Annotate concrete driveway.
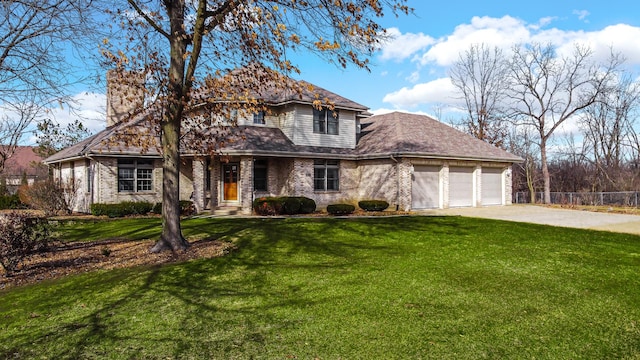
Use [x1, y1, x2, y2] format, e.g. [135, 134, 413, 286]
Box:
[423, 205, 640, 236]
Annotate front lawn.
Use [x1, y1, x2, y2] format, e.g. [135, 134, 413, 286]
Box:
[1, 216, 639, 359]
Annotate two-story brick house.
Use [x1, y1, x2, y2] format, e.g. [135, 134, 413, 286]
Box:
[44, 71, 521, 214]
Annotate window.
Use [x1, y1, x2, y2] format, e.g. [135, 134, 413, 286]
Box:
[253, 159, 268, 191]
[253, 111, 265, 125]
[313, 108, 339, 135]
[314, 160, 339, 191]
[118, 159, 154, 192]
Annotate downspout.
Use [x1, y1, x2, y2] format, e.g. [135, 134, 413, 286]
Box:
[390, 154, 400, 211]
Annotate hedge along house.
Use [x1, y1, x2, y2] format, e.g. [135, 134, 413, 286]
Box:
[44, 71, 522, 214]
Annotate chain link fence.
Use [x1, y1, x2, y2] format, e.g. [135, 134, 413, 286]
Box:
[513, 191, 640, 207]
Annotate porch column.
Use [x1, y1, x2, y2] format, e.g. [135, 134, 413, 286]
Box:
[397, 158, 412, 211]
[442, 163, 450, 208]
[504, 166, 513, 205]
[240, 156, 254, 214]
[192, 158, 205, 213]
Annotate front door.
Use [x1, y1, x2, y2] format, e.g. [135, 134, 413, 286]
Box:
[222, 163, 239, 201]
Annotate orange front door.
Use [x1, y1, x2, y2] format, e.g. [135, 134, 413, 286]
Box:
[223, 164, 238, 201]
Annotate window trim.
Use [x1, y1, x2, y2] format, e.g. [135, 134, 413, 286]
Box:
[118, 159, 154, 193]
[314, 159, 340, 191]
[253, 111, 266, 125]
[313, 108, 339, 135]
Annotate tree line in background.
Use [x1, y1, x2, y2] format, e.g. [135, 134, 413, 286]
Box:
[449, 43, 640, 203]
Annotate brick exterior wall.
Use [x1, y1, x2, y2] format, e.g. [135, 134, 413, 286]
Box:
[354, 159, 397, 207]
[192, 159, 205, 212]
[55, 154, 515, 214]
[179, 158, 194, 201]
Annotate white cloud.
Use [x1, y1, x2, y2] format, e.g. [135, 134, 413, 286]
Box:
[23, 92, 106, 145]
[405, 71, 420, 83]
[369, 107, 432, 116]
[378, 27, 435, 62]
[49, 92, 106, 134]
[573, 9, 590, 21]
[417, 16, 531, 67]
[382, 77, 459, 109]
[531, 16, 557, 30]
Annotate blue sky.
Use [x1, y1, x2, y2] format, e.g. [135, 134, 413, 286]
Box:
[294, 0, 640, 118]
[42, 0, 640, 141]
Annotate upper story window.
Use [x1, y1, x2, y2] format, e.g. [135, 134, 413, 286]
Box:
[253, 111, 265, 125]
[314, 160, 339, 191]
[313, 108, 339, 135]
[118, 159, 154, 192]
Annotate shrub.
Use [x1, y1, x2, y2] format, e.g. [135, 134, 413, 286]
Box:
[90, 201, 154, 218]
[18, 179, 76, 216]
[358, 200, 390, 212]
[253, 197, 284, 216]
[152, 201, 196, 216]
[326, 203, 356, 215]
[253, 197, 316, 216]
[0, 212, 50, 274]
[282, 197, 302, 215]
[295, 197, 317, 214]
[0, 194, 23, 210]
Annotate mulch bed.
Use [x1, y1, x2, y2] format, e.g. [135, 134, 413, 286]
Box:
[0, 238, 236, 290]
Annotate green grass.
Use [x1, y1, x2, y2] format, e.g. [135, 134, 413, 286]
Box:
[2, 216, 640, 359]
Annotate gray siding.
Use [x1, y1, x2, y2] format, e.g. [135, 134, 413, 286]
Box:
[288, 105, 357, 149]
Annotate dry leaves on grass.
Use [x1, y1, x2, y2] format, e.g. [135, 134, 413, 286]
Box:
[0, 238, 236, 290]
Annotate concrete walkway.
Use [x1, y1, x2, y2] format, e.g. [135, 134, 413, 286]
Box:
[422, 205, 640, 236]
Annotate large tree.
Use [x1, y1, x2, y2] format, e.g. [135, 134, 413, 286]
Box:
[101, 0, 410, 252]
[580, 73, 640, 191]
[506, 43, 621, 204]
[0, 0, 92, 173]
[449, 43, 509, 148]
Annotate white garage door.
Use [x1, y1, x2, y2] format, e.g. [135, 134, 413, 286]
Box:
[482, 168, 503, 205]
[412, 165, 440, 209]
[449, 167, 474, 207]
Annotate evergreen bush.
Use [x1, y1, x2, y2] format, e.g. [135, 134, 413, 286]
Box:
[253, 197, 316, 215]
[358, 200, 390, 212]
[0, 194, 23, 209]
[90, 201, 154, 218]
[326, 203, 356, 215]
[152, 201, 196, 216]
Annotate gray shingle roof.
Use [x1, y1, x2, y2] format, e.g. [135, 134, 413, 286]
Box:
[44, 112, 162, 163]
[357, 112, 522, 162]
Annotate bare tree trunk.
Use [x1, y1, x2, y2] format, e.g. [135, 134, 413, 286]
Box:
[151, 111, 189, 252]
[540, 138, 551, 204]
[150, 0, 189, 253]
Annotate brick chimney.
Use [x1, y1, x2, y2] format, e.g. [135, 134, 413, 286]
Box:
[106, 69, 145, 127]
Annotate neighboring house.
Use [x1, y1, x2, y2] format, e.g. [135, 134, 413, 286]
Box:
[44, 72, 522, 214]
[1, 146, 48, 194]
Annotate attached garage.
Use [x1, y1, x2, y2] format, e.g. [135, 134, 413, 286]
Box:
[411, 165, 440, 209]
[449, 167, 474, 207]
[481, 168, 504, 205]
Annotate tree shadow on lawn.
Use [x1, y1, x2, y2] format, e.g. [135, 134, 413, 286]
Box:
[1, 215, 483, 358]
